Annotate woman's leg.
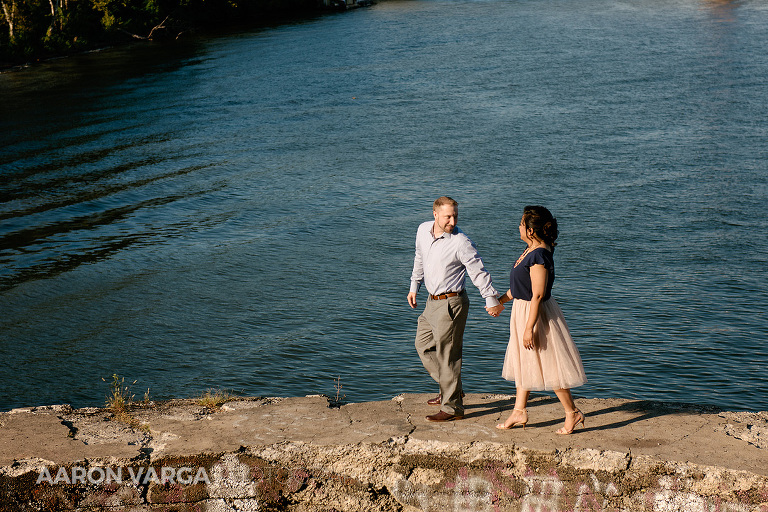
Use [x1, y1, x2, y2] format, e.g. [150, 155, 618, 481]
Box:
[554, 388, 584, 434]
[497, 390, 530, 429]
[554, 388, 575, 411]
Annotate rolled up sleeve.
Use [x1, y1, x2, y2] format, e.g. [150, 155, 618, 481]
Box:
[459, 240, 500, 307]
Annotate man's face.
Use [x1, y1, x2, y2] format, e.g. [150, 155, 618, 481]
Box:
[433, 204, 458, 234]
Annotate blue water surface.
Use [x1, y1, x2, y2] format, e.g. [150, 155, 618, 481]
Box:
[1, 0, 767, 412]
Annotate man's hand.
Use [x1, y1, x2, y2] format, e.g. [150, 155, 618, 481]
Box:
[407, 292, 418, 309]
[485, 304, 504, 317]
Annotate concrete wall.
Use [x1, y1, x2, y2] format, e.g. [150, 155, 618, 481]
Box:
[3, 440, 768, 511]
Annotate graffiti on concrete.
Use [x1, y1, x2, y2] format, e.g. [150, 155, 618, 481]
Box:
[641, 476, 757, 512]
[10, 454, 768, 511]
[393, 466, 767, 512]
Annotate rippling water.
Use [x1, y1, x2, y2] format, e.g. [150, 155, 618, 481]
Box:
[1, 0, 767, 412]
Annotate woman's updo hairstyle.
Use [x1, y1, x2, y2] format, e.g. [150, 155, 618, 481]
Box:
[522, 205, 558, 247]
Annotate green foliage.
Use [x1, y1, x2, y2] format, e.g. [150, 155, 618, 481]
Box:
[1, 0, 109, 62]
[0, 0, 325, 65]
[91, 0, 158, 32]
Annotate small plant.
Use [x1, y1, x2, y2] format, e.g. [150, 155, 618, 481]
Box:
[333, 376, 346, 404]
[103, 374, 136, 413]
[102, 374, 150, 431]
[196, 388, 235, 409]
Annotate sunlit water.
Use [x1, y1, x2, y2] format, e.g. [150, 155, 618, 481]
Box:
[1, 0, 767, 412]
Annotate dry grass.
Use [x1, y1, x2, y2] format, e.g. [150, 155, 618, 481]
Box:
[103, 374, 150, 432]
[333, 375, 346, 405]
[196, 388, 236, 409]
[103, 374, 135, 412]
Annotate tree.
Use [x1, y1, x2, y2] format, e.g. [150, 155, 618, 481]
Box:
[1, 0, 18, 43]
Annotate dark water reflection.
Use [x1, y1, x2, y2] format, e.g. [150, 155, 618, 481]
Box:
[1, 0, 767, 412]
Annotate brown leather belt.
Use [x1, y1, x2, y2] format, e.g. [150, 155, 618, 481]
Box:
[429, 291, 463, 300]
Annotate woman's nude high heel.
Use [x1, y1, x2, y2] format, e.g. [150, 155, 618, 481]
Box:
[556, 409, 585, 435]
[496, 408, 528, 430]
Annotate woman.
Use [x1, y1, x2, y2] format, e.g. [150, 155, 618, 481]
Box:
[489, 205, 587, 434]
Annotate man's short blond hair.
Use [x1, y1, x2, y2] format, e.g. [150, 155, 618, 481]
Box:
[433, 196, 458, 211]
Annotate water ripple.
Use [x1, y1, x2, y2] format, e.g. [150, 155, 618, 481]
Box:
[1, 0, 767, 412]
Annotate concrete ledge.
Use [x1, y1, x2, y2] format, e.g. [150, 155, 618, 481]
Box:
[1, 394, 767, 511]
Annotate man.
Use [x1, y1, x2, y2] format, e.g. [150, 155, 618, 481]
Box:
[408, 196, 503, 422]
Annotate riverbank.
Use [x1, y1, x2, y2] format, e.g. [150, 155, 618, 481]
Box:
[0, 0, 371, 70]
[2, 393, 767, 511]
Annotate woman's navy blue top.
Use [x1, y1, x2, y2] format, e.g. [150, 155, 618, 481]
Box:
[510, 247, 555, 301]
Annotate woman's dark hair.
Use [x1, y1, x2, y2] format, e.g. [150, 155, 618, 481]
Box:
[522, 205, 558, 247]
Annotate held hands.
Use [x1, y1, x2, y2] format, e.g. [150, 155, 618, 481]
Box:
[485, 304, 504, 317]
[410, 293, 507, 316]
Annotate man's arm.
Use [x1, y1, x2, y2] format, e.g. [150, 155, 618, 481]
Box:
[408, 230, 424, 309]
[459, 238, 500, 308]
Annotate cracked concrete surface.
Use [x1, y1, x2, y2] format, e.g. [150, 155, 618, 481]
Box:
[1, 394, 767, 511]
[2, 393, 766, 473]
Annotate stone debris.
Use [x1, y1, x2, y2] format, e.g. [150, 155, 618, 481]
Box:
[720, 411, 768, 449]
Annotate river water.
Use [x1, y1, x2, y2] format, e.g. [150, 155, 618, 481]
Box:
[1, 0, 767, 413]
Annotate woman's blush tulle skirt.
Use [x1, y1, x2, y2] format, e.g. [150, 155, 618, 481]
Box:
[501, 298, 587, 391]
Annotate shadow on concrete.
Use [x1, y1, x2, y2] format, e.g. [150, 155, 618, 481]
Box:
[572, 400, 722, 433]
[463, 397, 719, 433]
[463, 395, 559, 419]
[528, 400, 719, 432]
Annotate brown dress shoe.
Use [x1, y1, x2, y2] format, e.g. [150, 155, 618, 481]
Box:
[427, 392, 465, 406]
[426, 411, 464, 422]
[427, 394, 442, 405]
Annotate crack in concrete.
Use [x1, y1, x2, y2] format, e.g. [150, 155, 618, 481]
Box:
[340, 407, 354, 426]
[135, 430, 154, 462]
[405, 413, 415, 437]
[59, 417, 78, 439]
[394, 398, 417, 438]
[675, 416, 710, 444]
